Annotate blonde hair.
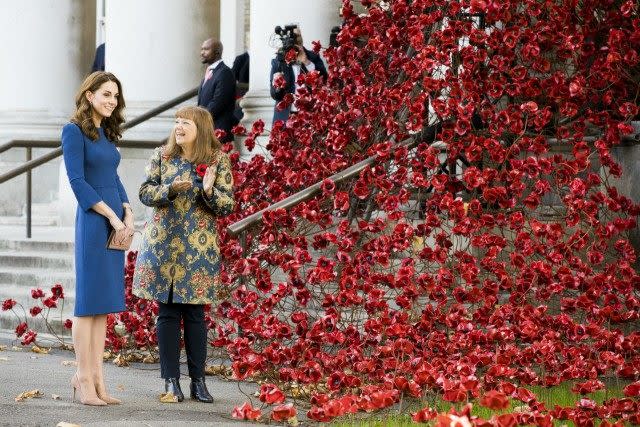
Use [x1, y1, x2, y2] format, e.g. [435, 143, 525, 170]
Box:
[70, 72, 125, 142]
[163, 106, 221, 164]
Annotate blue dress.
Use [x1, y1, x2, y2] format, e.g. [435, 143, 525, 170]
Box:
[61, 123, 129, 316]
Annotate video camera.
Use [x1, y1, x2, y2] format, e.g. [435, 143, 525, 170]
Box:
[274, 24, 299, 55]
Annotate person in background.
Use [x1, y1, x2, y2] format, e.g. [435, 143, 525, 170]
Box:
[61, 71, 133, 406]
[91, 43, 105, 72]
[270, 26, 328, 123]
[132, 106, 235, 403]
[232, 51, 249, 94]
[231, 51, 249, 122]
[197, 39, 237, 143]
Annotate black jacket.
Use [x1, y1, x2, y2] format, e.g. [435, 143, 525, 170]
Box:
[269, 48, 327, 122]
[197, 61, 237, 141]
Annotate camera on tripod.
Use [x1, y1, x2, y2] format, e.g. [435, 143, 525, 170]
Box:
[274, 24, 299, 56]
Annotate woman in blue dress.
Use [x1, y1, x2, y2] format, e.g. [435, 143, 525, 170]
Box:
[61, 71, 134, 406]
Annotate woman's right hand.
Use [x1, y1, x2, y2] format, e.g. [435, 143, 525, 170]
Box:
[170, 178, 193, 194]
[109, 217, 133, 242]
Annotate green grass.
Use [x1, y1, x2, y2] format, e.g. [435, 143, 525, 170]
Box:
[330, 381, 627, 426]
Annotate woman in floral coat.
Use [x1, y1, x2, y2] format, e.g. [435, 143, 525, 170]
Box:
[132, 106, 234, 403]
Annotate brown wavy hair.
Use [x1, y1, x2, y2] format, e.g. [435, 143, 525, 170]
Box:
[163, 106, 221, 164]
[70, 71, 125, 142]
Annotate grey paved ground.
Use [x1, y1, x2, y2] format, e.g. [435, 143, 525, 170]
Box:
[0, 335, 260, 427]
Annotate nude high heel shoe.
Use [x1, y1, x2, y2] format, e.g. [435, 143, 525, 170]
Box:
[96, 387, 122, 405]
[71, 374, 107, 406]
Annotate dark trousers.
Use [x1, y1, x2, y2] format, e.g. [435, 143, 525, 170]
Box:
[157, 287, 207, 379]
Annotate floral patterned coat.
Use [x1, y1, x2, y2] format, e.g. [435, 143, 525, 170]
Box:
[132, 147, 234, 305]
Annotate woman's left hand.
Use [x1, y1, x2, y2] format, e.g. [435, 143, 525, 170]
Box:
[202, 166, 217, 198]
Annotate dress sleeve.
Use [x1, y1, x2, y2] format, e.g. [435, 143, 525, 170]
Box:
[138, 147, 173, 207]
[61, 123, 102, 211]
[202, 153, 235, 216]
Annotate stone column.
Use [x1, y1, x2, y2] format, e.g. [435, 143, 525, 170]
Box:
[99, 0, 220, 222]
[220, 0, 246, 67]
[105, 0, 220, 140]
[238, 0, 342, 159]
[0, 0, 96, 138]
[0, 1, 95, 220]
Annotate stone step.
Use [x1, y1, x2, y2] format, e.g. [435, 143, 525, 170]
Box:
[0, 216, 60, 226]
[0, 283, 74, 334]
[0, 239, 74, 253]
[28, 202, 61, 217]
[0, 202, 62, 227]
[0, 267, 75, 290]
[0, 283, 75, 311]
[0, 251, 74, 269]
[0, 311, 72, 337]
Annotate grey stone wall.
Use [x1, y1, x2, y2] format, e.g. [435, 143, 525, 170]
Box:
[610, 141, 640, 262]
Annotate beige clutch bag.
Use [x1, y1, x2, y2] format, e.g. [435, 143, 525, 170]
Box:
[106, 229, 137, 251]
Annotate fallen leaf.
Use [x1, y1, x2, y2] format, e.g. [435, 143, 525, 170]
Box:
[159, 392, 179, 403]
[290, 386, 310, 399]
[56, 423, 81, 427]
[113, 354, 129, 367]
[15, 389, 44, 402]
[126, 353, 143, 363]
[103, 351, 112, 360]
[31, 345, 50, 354]
[117, 384, 125, 391]
[0, 345, 6, 351]
[0, 357, 9, 362]
[287, 416, 300, 426]
[52, 394, 60, 400]
[205, 364, 229, 375]
[61, 360, 77, 367]
[142, 354, 157, 364]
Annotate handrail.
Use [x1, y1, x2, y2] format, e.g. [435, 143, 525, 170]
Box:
[227, 136, 446, 237]
[0, 86, 198, 186]
[0, 86, 198, 238]
[122, 87, 198, 130]
[226, 130, 640, 237]
[0, 138, 161, 155]
[0, 140, 165, 184]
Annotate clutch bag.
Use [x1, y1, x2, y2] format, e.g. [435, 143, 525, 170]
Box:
[106, 228, 136, 251]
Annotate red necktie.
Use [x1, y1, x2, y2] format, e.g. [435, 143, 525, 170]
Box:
[204, 66, 213, 82]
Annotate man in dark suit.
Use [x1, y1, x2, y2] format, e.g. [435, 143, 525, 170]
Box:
[232, 51, 249, 94]
[231, 51, 249, 122]
[197, 39, 237, 143]
[91, 43, 105, 72]
[270, 27, 328, 123]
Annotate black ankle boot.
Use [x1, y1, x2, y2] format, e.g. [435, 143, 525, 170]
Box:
[164, 378, 184, 402]
[190, 377, 213, 403]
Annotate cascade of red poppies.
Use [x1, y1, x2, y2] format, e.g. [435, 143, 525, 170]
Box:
[6, 0, 638, 424]
[216, 0, 640, 423]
